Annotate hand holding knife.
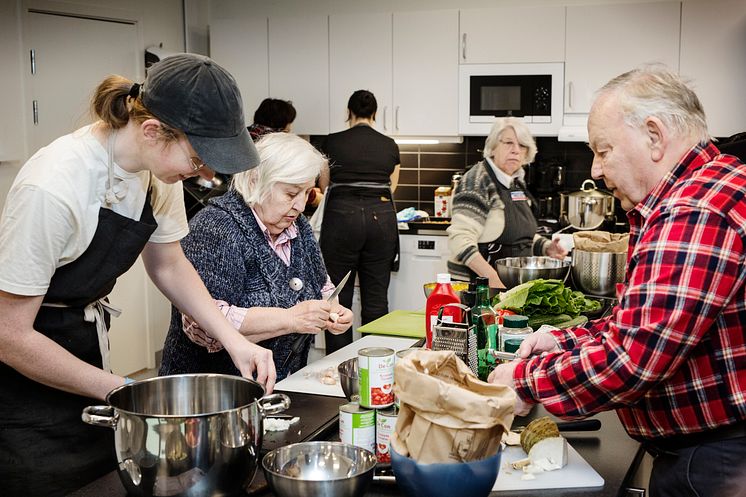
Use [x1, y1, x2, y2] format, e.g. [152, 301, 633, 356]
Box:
[281, 270, 352, 369]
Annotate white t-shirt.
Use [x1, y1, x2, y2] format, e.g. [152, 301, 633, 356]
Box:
[0, 125, 189, 296]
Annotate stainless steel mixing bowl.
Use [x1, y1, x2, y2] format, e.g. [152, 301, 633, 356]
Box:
[571, 249, 626, 297]
[495, 256, 571, 288]
[337, 357, 359, 401]
[262, 441, 377, 497]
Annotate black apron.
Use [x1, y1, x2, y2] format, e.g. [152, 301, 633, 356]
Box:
[0, 182, 157, 496]
[477, 162, 538, 267]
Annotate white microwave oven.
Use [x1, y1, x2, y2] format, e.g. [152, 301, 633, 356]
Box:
[459, 62, 564, 136]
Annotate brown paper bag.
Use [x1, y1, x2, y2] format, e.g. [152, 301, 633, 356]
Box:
[391, 349, 515, 464]
[573, 230, 629, 253]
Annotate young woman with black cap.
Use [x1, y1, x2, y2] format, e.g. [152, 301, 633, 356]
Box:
[0, 54, 275, 496]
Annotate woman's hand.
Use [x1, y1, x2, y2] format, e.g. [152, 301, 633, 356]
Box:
[288, 300, 331, 334]
[545, 238, 569, 260]
[223, 338, 276, 393]
[326, 305, 353, 335]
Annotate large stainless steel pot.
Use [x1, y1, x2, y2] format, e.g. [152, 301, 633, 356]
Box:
[83, 374, 290, 497]
[560, 179, 615, 230]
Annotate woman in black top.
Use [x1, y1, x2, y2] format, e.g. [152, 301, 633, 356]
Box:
[319, 90, 400, 353]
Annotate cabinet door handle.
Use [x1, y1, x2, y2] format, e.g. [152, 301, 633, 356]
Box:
[30, 49, 36, 75]
[383, 106, 388, 131]
[461, 33, 467, 60]
[568, 81, 574, 111]
[395, 106, 399, 132]
[32, 100, 39, 125]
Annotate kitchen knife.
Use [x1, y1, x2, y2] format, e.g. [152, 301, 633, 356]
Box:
[513, 419, 601, 433]
[281, 271, 352, 369]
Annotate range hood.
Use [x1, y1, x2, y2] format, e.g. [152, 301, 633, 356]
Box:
[558, 114, 589, 142]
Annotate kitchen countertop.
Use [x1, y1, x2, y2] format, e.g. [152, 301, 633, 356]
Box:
[68, 405, 641, 497]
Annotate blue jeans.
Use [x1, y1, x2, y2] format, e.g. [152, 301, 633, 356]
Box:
[649, 437, 746, 497]
[319, 193, 398, 354]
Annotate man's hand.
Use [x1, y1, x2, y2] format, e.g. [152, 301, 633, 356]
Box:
[515, 331, 562, 358]
[288, 300, 332, 334]
[488, 360, 533, 416]
[225, 340, 276, 393]
[326, 305, 353, 335]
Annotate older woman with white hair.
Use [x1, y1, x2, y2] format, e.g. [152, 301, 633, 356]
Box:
[447, 117, 567, 287]
[159, 132, 352, 380]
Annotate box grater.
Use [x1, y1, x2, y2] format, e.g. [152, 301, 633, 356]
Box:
[431, 304, 478, 376]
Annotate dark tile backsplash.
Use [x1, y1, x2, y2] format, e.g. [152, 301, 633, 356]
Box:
[311, 135, 599, 216]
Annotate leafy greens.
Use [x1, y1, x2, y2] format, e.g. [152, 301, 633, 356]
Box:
[492, 279, 602, 317]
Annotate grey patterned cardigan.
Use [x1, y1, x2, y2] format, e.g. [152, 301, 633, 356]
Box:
[159, 189, 327, 381]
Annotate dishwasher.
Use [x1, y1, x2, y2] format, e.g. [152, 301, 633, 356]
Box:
[388, 231, 450, 311]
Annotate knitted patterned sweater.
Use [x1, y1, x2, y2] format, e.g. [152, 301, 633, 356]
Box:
[447, 161, 548, 275]
[159, 190, 328, 381]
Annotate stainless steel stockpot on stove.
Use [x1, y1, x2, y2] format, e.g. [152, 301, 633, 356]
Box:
[560, 179, 616, 230]
[83, 374, 289, 497]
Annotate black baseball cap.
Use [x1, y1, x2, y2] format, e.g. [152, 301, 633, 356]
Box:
[142, 53, 259, 174]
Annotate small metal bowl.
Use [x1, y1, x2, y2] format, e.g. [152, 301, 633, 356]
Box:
[262, 441, 376, 497]
[423, 281, 469, 299]
[495, 256, 571, 289]
[337, 358, 359, 401]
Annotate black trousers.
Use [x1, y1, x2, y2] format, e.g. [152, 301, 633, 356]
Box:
[647, 436, 746, 497]
[319, 193, 398, 354]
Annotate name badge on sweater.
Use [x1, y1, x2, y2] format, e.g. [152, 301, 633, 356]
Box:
[511, 190, 528, 202]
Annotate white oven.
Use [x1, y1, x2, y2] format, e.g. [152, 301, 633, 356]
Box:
[459, 62, 564, 136]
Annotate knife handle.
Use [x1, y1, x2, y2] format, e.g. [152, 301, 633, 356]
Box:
[557, 419, 601, 432]
[282, 334, 313, 368]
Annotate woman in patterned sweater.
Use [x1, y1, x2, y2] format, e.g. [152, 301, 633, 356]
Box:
[447, 117, 567, 287]
[160, 133, 352, 380]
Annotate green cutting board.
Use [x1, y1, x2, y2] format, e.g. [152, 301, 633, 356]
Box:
[357, 310, 425, 338]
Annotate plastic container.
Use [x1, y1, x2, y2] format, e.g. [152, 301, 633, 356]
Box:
[500, 314, 532, 353]
[425, 273, 461, 349]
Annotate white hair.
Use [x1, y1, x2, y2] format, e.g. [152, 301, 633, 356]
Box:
[483, 116, 538, 164]
[231, 133, 327, 206]
[596, 65, 710, 144]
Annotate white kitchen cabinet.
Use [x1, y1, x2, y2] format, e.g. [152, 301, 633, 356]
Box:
[459, 6, 565, 64]
[269, 15, 329, 135]
[329, 10, 458, 137]
[392, 10, 459, 136]
[209, 17, 269, 126]
[0, 1, 26, 162]
[681, 0, 746, 137]
[565, 2, 681, 114]
[329, 13, 392, 134]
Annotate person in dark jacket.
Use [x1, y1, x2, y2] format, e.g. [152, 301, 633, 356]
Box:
[160, 132, 352, 381]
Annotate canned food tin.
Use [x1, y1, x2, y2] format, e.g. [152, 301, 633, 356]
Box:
[358, 347, 395, 409]
[376, 407, 398, 464]
[394, 348, 420, 408]
[339, 402, 375, 454]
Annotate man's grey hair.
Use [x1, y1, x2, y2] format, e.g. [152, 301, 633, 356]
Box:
[232, 132, 327, 206]
[597, 65, 710, 144]
[483, 116, 538, 165]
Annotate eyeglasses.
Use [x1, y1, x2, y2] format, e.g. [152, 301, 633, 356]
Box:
[499, 139, 529, 152]
[178, 141, 207, 173]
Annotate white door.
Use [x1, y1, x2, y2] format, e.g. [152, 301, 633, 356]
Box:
[329, 13, 393, 134]
[25, 10, 153, 376]
[393, 10, 459, 136]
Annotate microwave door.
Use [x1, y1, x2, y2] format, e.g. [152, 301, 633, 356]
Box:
[469, 75, 526, 121]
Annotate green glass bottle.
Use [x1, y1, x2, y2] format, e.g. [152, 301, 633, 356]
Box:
[473, 277, 498, 380]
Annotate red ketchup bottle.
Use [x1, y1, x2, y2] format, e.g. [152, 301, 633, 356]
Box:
[425, 273, 461, 349]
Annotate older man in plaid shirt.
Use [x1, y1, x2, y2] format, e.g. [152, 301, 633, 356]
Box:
[489, 66, 746, 497]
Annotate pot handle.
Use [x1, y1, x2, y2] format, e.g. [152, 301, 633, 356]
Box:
[81, 405, 118, 429]
[581, 179, 597, 192]
[258, 393, 291, 416]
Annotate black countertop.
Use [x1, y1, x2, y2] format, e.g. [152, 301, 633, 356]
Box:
[68, 402, 641, 497]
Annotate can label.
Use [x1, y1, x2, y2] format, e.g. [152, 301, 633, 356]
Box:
[339, 403, 375, 454]
[376, 407, 398, 464]
[358, 347, 395, 409]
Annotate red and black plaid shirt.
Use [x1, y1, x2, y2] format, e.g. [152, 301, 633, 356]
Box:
[514, 142, 746, 441]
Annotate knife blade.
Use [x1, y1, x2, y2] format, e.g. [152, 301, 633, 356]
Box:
[513, 419, 601, 433]
[281, 271, 352, 369]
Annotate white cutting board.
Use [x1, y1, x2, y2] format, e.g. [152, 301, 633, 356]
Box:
[275, 335, 419, 397]
[493, 443, 604, 491]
